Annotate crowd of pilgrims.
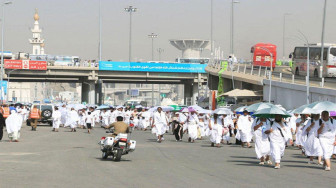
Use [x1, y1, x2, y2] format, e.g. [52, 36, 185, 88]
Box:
[2, 103, 336, 171]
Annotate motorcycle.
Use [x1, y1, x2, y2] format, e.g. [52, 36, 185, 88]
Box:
[99, 133, 136, 161]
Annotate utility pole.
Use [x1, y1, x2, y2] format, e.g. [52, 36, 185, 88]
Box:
[148, 33, 157, 61]
[157, 48, 164, 61]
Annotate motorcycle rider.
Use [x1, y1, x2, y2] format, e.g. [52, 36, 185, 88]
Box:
[105, 116, 129, 137]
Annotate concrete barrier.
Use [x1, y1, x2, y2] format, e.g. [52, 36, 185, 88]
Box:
[263, 79, 336, 110]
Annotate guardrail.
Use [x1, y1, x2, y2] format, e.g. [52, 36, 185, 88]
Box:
[208, 61, 327, 89]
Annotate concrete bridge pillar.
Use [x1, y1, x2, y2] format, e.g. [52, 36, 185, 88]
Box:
[81, 79, 103, 105]
[81, 81, 95, 104]
[184, 83, 198, 106]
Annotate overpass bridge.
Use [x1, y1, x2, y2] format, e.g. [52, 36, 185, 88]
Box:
[4, 61, 208, 105]
[206, 62, 336, 109]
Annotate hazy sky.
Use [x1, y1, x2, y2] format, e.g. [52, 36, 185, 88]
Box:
[4, 0, 336, 61]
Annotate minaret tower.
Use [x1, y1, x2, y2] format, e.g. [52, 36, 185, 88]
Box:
[29, 8, 45, 55]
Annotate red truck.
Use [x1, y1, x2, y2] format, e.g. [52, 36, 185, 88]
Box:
[251, 43, 277, 68]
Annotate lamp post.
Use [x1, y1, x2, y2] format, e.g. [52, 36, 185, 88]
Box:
[98, 0, 102, 61]
[259, 47, 273, 103]
[210, 0, 214, 56]
[157, 48, 164, 61]
[6, 69, 16, 103]
[230, 0, 240, 56]
[0, 1, 12, 104]
[124, 6, 137, 62]
[283, 13, 291, 59]
[148, 33, 157, 61]
[298, 31, 310, 104]
[320, 0, 327, 78]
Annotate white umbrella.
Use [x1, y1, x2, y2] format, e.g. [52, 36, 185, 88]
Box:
[246, 102, 275, 113]
[149, 106, 174, 113]
[198, 109, 212, 114]
[235, 106, 247, 112]
[148, 107, 156, 113]
[292, 103, 312, 114]
[213, 108, 232, 115]
[74, 104, 86, 110]
[189, 105, 204, 112]
[307, 101, 336, 113]
[301, 107, 320, 115]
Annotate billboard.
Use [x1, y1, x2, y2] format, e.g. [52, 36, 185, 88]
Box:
[99, 61, 206, 73]
[4, 60, 47, 70]
[0, 81, 7, 95]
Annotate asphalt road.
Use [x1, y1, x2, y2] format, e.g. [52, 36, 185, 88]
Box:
[1, 125, 336, 188]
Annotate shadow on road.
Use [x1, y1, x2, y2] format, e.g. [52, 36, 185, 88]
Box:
[146, 139, 158, 142]
[230, 156, 256, 160]
[95, 157, 132, 162]
[284, 164, 322, 169]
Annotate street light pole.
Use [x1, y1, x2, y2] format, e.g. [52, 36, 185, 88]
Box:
[148, 33, 157, 61]
[98, 0, 102, 61]
[259, 47, 273, 103]
[7, 69, 15, 103]
[298, 31, 310, 104]
[157, 48, 164, 61]
[283, 13, 291, 59]
[320, 0, 327, 78]
[230, 0, 239, 56]
[210, 0, 213, 55]
[124, 6, 137, 62]
[0, 1, 12, 104]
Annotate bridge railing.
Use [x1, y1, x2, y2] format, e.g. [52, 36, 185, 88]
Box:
[209, 62, 328, 89]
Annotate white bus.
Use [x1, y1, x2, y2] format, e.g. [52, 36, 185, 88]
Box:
[290, 43, 336, 78]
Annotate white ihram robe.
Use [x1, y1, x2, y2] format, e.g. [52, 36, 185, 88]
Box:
[52, 110, 62, 129]
[209, 118, 223, 144]
[318, 119, 336, 160]
[303, 119, 323, 157]
[186, 114, 199, 140]
[295, 118, 309, 146]
[140, 111, 151, 129]
[253, 120, 270, 159]
[6, 111, 23, 141]
[101, 111, 110, 127]
[66, 110, 79, 129]
[153, 111, 167, 137]
[179, 113, 188, 131]
[265, 122, 291, 163]
[59, 107, 67, 125]
[237, 115, 253, 142]
[223, 116, 233, 141]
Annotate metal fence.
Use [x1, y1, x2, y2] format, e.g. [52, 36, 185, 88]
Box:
[208, 61, 327, 89]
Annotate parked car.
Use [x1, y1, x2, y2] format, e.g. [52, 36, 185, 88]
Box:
[27, 104, 54, 126]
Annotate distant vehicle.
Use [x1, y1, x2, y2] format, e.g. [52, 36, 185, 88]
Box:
[251, 43, 277, 68]
[290, 43, 336, 78]
[29, 55, 80, 66]
[124, 100, 147, 108]
[0, 51, 13, 59]
[27, 103, 54, 126]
